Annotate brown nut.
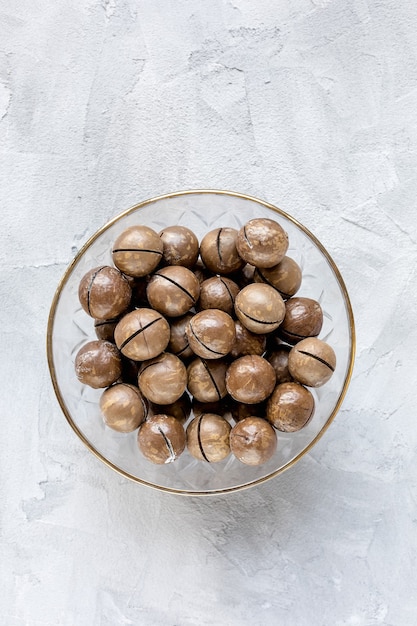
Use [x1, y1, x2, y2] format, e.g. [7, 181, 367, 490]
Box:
[186, 309, 236, 359]
[199, 227, 244, 274]
[187, 414, 231, 462]
[267, 382, 315, 432]
[266, 345, 293, 383]
[138, 353, 187, 404]
[278, 297, 323, 345]
[192, 260, 212, 285]
[226, 355, 276, 404]
[78, 266, 131, 320]
[137, 414, 186, 464]
[74, 340, 122, 389]
[114, 308, 170, 361]
[187, 358, 228, 403]
[230, 320, 267, 359]
[168, 313, 195, 360]
[198, 276, 240, 315]
[147, 266, 200, 317]
[99, 383, 148, 432]
[94, 317, 120, 342]
[236, 263, 255, 288]
[288, 337, 336, 387]
[159, 225, 199, 267]
[148, 392, 191, 425]
[236, 218, 289, 268]
[230, 417, 277, 466]
[112, 225, 163, 277]
[234, 283, 285, 334]
[253, 256, 302, 299]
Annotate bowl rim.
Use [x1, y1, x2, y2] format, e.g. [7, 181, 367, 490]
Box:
[46, 188, 356, 496]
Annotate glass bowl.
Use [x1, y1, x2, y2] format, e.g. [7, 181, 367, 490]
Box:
[47, 190, 355, 495]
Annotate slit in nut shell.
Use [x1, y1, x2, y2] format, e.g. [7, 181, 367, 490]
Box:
[137, 414, 186, 464]
[146, 266, 200, 317]
[236, 218, 289, 268]
[234, 283, 285, 334]
[187, 358, 228, 403]
[288, 337, 336, 387]
[253, 256, 302, 300]
[198, 276, 240, 315]
[278, 297, 323, 345]
[112, 225, 163, 277]
[199, 227, 244, 274]
[187, 414, 231, 462]
[78, 266, 132, 320]
[186, 309, 236, 359]
[114, 308, 170, 361]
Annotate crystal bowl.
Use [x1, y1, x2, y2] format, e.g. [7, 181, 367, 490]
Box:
[47, 190, 355, 495]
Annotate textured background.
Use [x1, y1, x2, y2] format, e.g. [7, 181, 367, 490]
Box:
[1, 1, 417, 624]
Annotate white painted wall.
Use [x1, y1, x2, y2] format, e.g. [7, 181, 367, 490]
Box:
[1, 1, 417, 624]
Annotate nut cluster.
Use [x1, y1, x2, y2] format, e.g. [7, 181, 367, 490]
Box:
[74, 220, 336, 467]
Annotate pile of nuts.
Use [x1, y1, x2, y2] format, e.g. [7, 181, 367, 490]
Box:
[74, 218, 336, 467]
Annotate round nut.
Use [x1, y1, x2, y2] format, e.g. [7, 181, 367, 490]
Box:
[187, 414, 231, 462]
[78, 266, 131, 320]
[168, 313, 195, 360]
[266, 345, 293, 383]
[138, 353, 187, 404]
[267, 382, 315, 432]
[94, 317, 120, 343]
[236, 218, 288, 268]
[99, 383, 148, 432]
[114, 308, 170, 361]
[112, 225, 163, 277]
[186, 309, 236, 359]
[234, 283, 285, 334]
[74, 340, 122, 389]
[230, 320, 267, 359]
[253, 256, 302, 299]
[278, 297, 323, 345]
[288, 337, 336, 387]
[226, 355, 276, 404]
[137, 414, 186, 464]
[236, 263, 256, 288]
[159, 225, 199, 267]
[198, 276, 240, 315]
[230, 417, 277, 466]
[187, 358, 228, 403]
[199, 227, 244, 274]
[147, 266, 200, 317]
